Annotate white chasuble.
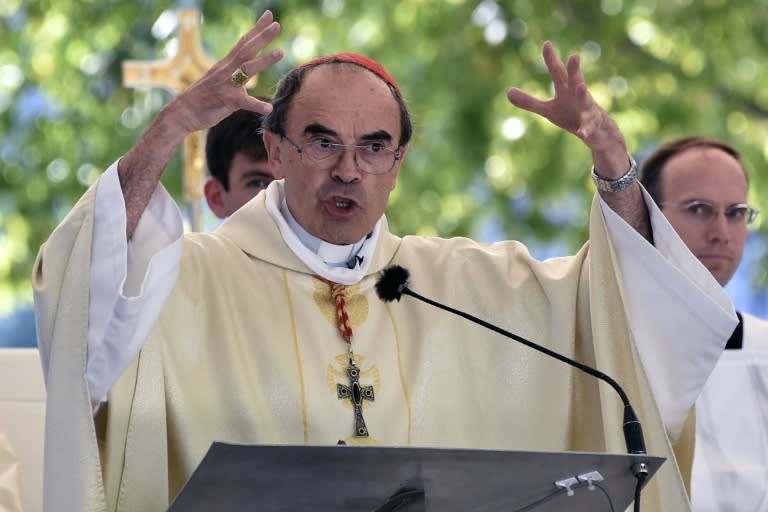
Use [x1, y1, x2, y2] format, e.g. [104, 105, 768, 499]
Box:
[34, 169, 736, 512]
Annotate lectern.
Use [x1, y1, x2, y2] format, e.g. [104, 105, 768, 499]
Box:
[168, 443, 663, 511]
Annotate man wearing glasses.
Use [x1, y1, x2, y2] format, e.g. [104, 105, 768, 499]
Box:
[34, 12, 738, 511]
[640, 136, 768, 511]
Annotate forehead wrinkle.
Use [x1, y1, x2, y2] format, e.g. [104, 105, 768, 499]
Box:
[287, 65, 401, 143]
[662, 148, 748, 203]
[302, 124, 393, 144]
[302, 123, 338, 138]
[669, 185, 748, 206]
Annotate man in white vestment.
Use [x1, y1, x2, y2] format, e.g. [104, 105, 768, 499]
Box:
[204, 101, 282, 219]
[33, 11, 738, 512]
[640, 136, 768, 511]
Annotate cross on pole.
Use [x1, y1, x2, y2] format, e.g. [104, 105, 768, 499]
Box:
[122, 9, 257, 231]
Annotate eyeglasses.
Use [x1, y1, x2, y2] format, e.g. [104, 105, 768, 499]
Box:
[282, 135, 401, 175]
[660, 199, 759, 225]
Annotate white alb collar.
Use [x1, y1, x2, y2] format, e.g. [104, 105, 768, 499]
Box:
[264, 180, 380, 285]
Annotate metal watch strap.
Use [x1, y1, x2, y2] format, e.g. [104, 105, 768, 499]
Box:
[591, 155, 638, 193]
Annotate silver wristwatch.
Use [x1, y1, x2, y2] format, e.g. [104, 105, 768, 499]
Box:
[591, 155, 638, 193]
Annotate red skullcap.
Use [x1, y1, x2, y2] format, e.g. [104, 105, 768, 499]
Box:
[299, 53, 401, 95]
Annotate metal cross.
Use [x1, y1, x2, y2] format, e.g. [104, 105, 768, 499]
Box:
[337, 356, 375, 437]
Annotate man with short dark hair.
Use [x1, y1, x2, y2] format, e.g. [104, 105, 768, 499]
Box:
[34, 12, 737, 512]
[204, 104, 281, 218]
[640, 136, 755, 287]
[640, 136, 767, 511]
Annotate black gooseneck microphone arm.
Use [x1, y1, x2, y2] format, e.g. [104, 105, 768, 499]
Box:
[375, 265, 649, 482]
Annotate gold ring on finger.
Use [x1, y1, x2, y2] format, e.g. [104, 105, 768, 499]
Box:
[229, 68, 249, 88]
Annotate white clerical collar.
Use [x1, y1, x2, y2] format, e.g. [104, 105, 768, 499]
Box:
[264, 180, 380, 285]
[278, 194, 367, 268]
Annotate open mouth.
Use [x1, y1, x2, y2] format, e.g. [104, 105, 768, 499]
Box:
[334, 198, 353, 209]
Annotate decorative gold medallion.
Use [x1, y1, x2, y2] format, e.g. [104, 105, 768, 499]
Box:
[313, 281, 369, 329]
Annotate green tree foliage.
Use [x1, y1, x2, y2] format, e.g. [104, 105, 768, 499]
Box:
[1, 0, 767, 313]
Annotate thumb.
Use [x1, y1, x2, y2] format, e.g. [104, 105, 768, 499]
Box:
[507, 87, 544, 116]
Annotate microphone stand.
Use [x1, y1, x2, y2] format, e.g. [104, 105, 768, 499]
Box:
[394, 284, 650, 510]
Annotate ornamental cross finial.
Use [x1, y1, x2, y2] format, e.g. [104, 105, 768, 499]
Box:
[122, 9, 258, 230]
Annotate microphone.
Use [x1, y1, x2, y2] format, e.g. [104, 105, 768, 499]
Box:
[346, 255, 364, 269]
[375, 265, 649, 477]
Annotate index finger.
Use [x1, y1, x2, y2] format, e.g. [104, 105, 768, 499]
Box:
[226, 10, 276, 59]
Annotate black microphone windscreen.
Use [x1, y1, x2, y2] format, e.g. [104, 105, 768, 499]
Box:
[375, 265, 410, 302]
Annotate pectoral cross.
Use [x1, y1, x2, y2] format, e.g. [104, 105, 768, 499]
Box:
[337, 356, 375, 437]
[122, 9, 257, 231]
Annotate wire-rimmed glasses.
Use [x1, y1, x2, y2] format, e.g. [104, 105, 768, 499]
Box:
[282, 135, 401, 175]
[660, 199, 759, 225]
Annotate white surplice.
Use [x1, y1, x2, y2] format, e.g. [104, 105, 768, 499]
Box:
[691, 311, 768, 511]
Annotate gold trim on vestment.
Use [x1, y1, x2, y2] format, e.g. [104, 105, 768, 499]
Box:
[284, 269, 309, 444]
[385, 302, 413, 445]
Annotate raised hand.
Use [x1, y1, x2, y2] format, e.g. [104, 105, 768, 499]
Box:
[507, 41, 628, 179]
[169, 10, 284, 134]
[507, 41, 650, 239]
[119, 11, 284, 239]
